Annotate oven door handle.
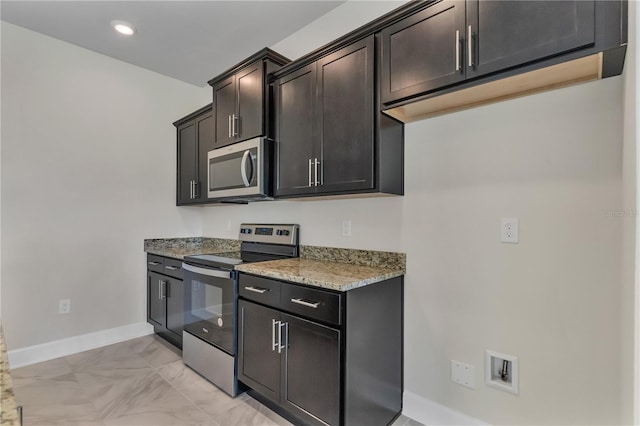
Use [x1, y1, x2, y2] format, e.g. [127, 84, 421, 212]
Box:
[182, 263, 232, 279]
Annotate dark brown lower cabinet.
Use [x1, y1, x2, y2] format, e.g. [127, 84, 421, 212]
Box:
[238, 273, 403, 426]
[147, 254, 184, 348]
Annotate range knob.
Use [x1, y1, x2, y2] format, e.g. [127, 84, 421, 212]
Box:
[241, 228, 252, 234]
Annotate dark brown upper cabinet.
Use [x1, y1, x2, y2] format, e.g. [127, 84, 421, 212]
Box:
[208, 48, 290, 149]
[379, 0, 626, 121]
[273, 35, 403, 200]
[381, 0, 597, 105]
[174, 105, 213, 205]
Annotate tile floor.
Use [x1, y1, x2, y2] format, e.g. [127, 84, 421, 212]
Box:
[11, 335, 422, 426]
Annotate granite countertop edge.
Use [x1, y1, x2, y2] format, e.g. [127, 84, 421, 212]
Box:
[235, 263, 404, 291]
[0, 324, 19, 425]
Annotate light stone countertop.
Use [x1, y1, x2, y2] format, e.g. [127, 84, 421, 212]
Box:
[0, 324, 19, 425]
[144, 237, 406, 291]
[235, 258, 404, 292]
[144, 237, 240, 259]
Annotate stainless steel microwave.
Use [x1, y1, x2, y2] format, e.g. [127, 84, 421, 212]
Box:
[207, 137, 272, 201]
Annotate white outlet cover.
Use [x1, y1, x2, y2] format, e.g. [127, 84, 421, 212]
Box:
[501, 218, 519, 243]
[341, 220, 352, 237]
[451, 360, 475, 389]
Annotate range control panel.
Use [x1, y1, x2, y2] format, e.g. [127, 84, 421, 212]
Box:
[239, 224, 299, 245]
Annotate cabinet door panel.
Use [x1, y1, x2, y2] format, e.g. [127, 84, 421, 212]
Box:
[165, 277, 184, 339]
[274, 63, 317, 197]
[213, 76, 236, 147]
[238, 300, 281, 402]
[318, 36, 375, 194]
[148, 272, 165, 328]
[177, 122, 197, 205]
[237, 63, 264, 141]
[196, 113, 213, 201]
[468, 0, 596, 78]
[282, 314, 340, 426]
[381, 0, 465, 104]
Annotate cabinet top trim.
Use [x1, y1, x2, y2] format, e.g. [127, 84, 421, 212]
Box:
[173, 103, 212, 127]
[207, 47, 290, 86]
[270, 0, 436, 80]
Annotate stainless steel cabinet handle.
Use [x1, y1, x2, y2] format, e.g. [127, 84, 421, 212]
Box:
[308, 159, 313, 187]
[228, 115, 232, 138]
[455, 30, 461, 71]
[148, 261, 161, 266]
[314, 158, 320, 186]
[277, 321, 287, 354]
[291, 298, 320, 309]
[165, 265, 179, 271]
[193, 181, 198, 198]
[158, 280, 165, 300]
[468, 25, 474, 68]
[161, 281, 167, 299]
[272, 319, 278, 351]
[244, 286, 268, 294]
[232, 114, 238, 137]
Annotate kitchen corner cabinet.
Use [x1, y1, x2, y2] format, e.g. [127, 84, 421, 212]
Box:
[273, 35, 403, 199]
[147, 254, 184, 348]
[208, 48, 290, 149]
[174, 105, 213, 205]
[380, 0, 626, 112]
[237, 273, 403, 426]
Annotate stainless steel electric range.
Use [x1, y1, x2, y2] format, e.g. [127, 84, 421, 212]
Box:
[181, 224, 299, 396]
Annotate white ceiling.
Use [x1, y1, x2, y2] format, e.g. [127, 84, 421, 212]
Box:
[1, 1, 346, 87]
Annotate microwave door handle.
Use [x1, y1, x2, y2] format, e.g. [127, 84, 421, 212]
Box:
[240, 150, 252, 187]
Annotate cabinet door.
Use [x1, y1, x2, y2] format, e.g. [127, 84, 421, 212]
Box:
[274, 63, 318, 197]
[467, 0, 596, 78]
[380, 0, 465, 104]
[177, 121, 198, 205]
[238, 300, 281, 402]
[317, 35, 375, 194]
[281, 314, 341, 426]
[213, 75, 236, 148]
[147, 272, 166, 328]
[165, 277, 184, 339]
[196, 113, 214, 201]
[237, 62, 264, 142]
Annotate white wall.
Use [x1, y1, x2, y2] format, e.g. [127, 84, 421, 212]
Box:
[621, 0, 638, 423]
[199, 2, 629, 424]
[0, 22, 209, 349]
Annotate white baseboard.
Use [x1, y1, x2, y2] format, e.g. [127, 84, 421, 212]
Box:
[7, 322, 154, 369]
[403, 390, 488, 425]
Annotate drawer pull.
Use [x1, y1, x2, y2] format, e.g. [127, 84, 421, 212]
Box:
[290, 298, 320, 309]
[244, 286, 269, 294]
[148, 261, 161, 266]
[165, 265, 180, 271]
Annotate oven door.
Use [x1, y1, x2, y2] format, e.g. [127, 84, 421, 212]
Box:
[208, 137, 267, 199]
[182, 262, 236, 355]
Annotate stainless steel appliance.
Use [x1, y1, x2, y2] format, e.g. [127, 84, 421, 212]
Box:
[207, 137, 272, 201]
[182, 224, 299, 396]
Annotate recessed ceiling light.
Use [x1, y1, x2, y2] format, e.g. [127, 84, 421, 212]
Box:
[111, 20, 135, 36]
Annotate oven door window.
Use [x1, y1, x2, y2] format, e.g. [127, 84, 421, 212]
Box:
[184, 274, 235, 355]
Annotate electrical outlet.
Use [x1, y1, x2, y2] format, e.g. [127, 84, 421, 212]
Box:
[451, 360, 475, 389]
[59, 299, 71, 314]
[341, 220, 352, 237]
[501, 218, 519, 243]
